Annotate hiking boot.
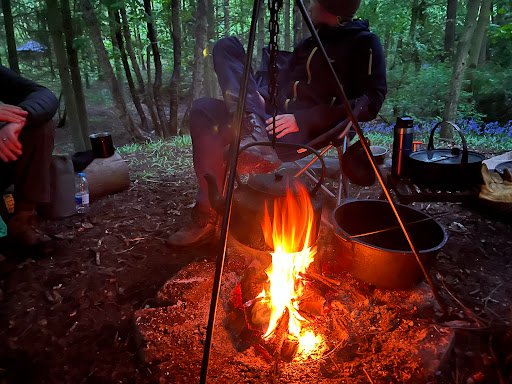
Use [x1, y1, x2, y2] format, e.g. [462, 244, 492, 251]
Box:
[167, 206, 217, 247]
[7, 211, 51, 247]
[237, 113, 282, 174]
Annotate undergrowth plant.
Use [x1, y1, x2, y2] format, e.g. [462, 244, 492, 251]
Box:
[118, 137, 193, 180]
[362, 120, 512, 152]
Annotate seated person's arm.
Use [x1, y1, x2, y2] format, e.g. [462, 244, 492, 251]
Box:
[0, 66, 59, 129]
[272, 33, 387, 138]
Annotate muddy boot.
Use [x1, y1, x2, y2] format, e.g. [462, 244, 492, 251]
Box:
[7, 210, 51, 247]
[237, 113, 282, 174]
[167, 206, 218, 247]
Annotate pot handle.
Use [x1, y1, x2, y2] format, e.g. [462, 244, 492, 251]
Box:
[334, 226, 351, 242]
[427, 121, 469, 165]
[239, 142, 326, 196]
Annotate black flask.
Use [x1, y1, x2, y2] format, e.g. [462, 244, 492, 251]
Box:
[392, 116, 414, 176]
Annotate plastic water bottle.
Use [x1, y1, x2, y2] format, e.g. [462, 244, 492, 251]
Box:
[75, 173, 90, 214]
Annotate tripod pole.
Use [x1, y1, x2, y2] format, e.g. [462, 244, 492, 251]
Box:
[199, 0, 263, 382]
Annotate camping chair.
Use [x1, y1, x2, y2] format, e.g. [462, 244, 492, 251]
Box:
[270, 118, 354, 228]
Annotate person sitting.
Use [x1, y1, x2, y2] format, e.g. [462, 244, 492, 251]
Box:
[168, 0, 387, 247]
[0, 65, 58, 246]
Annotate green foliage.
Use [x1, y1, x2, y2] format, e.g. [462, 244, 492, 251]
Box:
[118, 137, 193, 180]
[471, 65, 512, 124]
[384, 64, 451, 122]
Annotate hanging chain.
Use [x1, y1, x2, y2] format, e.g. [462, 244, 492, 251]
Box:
[268, 0, 282, 147]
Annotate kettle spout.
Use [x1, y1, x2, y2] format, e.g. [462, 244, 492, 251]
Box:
[203, 173, 226, 214]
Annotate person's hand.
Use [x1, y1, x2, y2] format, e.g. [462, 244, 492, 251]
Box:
[265, 114, 299, 138]
[0, 122, 24, 162]
[0, 104, 28, 125]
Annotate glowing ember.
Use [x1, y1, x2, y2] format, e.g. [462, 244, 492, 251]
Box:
[260, 181, 323, 354]
[297, 330, 322, 356]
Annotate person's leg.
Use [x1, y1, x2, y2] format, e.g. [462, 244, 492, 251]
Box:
[190, 98, 232, 216]
[167, 98, 233, 247]
[213, 36, 265, 118]
[213, 37, 281, 174]
[7, 120, 54, 246]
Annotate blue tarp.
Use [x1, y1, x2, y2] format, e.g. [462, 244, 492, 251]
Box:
[16, 40, 47, 53]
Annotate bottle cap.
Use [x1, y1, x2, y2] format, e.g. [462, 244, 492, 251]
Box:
[396, 116, 413, 128]
[78, 173, 85, 177]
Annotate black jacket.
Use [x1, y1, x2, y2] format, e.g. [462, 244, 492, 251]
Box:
[261, 20, 387, 139]
[0, 65, 58, 129]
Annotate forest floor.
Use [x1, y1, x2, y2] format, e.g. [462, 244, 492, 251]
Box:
[0, 104, 511, 383]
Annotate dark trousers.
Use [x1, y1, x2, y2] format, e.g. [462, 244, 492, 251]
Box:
[0, 120, 55, 206]
[191, 37, 309, 213]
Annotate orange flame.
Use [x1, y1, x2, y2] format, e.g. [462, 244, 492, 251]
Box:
[261, 181, 318, 344]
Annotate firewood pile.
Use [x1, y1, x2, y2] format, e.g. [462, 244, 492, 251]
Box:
[134, 237, 455, 383]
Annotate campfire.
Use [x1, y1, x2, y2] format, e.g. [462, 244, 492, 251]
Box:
[228, 181, 338, 365]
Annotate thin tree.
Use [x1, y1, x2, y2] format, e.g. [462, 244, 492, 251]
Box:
[284, 0, 291, 51]
[168, 0, 182, 136]
[143, 0, 169, 137]
[293, 4, 302, 48]
[204, 0, 217, 98]
[443, 0, 457, 62]
[60, 0, 90, 148]
[120, 7, 161, 135]
[112, 10, 150, 133]
[256, 1, 265, 65]
[47, 0, 84, 150]
[223, 0, 230, 37]
[191, 0, 207, 101]
[81, 0, 146, 141]
[441, 0, 481, 138]
[108, 11, 123, 90]
[1, 0, 20, 73]
[469, 0, 492, 68]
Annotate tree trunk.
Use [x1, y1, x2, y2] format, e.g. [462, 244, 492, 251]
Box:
[46, 0, 85, 151]
[441, 0, 481, 139]
[112, 10, 150, 134]
[223, 0, 230, 37]
[143, 0, 169, 137]
[284, 0, 291, 51]
[1, 0, 20, 73]
[293, 4, 302, 48]
[120, 7, 161, 135]
[204, 0, 217, 98]
[191, 0, 207, 101]
[135, 25, 146, 71]
[61, 0, 90, 148]
[443, 0, 457, 62]
[300, 0, 310, 37]
[168, 0, 182, 136]
[81, 0, 145, 141]
[469, 0, 491, 68]
[256, 2, 265, 65]
[40, 13, 57, 79]
[108, 11, 124, 96]
[402, 0, 423, 78]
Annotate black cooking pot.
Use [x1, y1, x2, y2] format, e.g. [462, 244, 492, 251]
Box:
[408, 122, 485, 190]
[333, 200, 448, 289]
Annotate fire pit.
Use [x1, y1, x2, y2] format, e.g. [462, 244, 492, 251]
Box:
[134, 185, 453, 382]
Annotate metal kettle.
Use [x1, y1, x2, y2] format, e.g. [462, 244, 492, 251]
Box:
[204, 142, 326, 251]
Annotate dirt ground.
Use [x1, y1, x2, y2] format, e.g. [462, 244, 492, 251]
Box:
[0, 106, 511, 383]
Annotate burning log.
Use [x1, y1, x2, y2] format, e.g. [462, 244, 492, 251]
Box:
[299, 271, 340, 291]
[298, 289, 326, 317]
[281, 334, 299, 362]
